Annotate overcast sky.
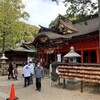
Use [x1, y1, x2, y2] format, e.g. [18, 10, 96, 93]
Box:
[22, 0, 67, 28]
[22, 0, 97, 28]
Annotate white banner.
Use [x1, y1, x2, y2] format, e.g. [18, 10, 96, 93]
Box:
[57, 54, 61, 62]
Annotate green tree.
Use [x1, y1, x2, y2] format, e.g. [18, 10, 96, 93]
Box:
[17, 22, 39, 43]
[0, 0, 30, 54]
[51, 0, 98, 23]
[63, 0, 97, 18]
[49, 15, 59, 29]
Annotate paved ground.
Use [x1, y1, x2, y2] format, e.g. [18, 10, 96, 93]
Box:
[0, 68, 100, 100]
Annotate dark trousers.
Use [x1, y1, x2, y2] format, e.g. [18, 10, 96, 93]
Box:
[14, 75, 18, 80]
[8, 71, 14, 79]
[24, 76, 30, 87]
[36, 78, 41, 90]
[30, 74, 33, 84]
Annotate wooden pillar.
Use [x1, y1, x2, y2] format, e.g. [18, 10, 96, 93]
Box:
[46, 53, 48, 65]
[96, 49, 100, 63]
[63, 79, 66, 89]
[81, 81, 83, 93]
[81, 50, 84, 63]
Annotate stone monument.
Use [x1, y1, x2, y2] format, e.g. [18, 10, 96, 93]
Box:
[64, 46, 81, 89]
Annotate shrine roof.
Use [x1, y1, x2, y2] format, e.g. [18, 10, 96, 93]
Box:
[36, 31, 71, 40]
[7, 43, 37, 53]
[10, 47, 37, 53]
[38, 14, 99, 38]
[20, 43, 31, 50]
[38, 15, 98, 39]
[27, 14, 99, 47]
[59, 19, 79, 32]
[65, 16, 99, 38]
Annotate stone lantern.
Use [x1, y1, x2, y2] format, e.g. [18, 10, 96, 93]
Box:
[64, 46, 81, 63]
[0, 53, 8, 75]
[63, 46, 81, 89]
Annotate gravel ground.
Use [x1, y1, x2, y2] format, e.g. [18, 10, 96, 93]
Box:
[0, 68, 100, 100]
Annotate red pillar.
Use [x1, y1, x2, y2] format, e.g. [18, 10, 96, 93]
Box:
[55, 51, 57, 61]
[46, 53, 48, 65]
[96, 49, 100, 63]
[81, 50, 84, 63]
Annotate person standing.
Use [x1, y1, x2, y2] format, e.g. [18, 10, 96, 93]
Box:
[28, 61, 35, 84]
[49, 60, 52, 78]
[8, 63, 14, 80]
[22, 62, 31, 87]
[14, 66, 18, 80]
[35, 62, 44, 91]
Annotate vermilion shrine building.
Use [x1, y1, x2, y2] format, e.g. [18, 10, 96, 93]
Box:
[31, 14, 100, 66]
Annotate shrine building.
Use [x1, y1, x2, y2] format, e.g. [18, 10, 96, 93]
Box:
[5, 43, 37, 66]
[30, 14, 100, 66]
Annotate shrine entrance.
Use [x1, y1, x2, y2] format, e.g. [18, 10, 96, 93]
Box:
[90, 50, 96, 63]
[83, 50, 97, 63]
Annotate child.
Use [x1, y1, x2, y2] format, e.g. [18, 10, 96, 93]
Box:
[14, 66, 18, 80]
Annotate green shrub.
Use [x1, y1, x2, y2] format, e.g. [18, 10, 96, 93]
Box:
[51, 71, 59, 82]
[52, 61, 58, 68]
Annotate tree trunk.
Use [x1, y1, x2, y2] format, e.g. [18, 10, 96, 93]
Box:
[2, 32, 5, 54]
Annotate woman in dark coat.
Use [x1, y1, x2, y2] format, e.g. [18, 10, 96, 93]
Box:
[8, 63, 14, 79]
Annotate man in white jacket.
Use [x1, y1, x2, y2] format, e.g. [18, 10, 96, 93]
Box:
[22, 63, 31, 87]
[28, 61, 35, 84]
